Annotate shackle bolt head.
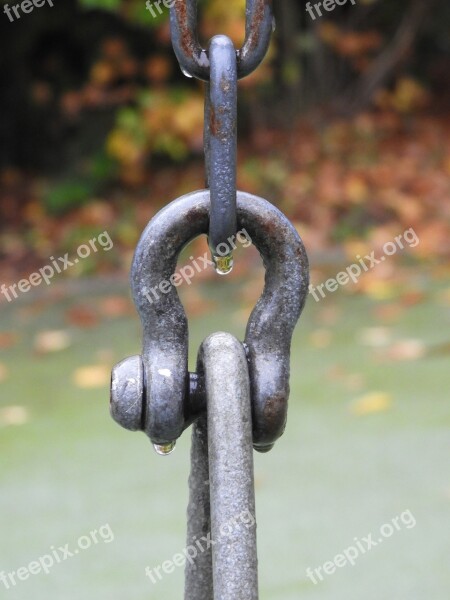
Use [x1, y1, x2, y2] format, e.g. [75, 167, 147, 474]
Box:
[110, 355, 144, 432]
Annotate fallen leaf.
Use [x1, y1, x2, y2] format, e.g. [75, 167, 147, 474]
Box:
[232, 308, 252, 327]
[0, 405, 29, 427]
[344, 174, 369, 204]
[34, 330, 72, 354]
[73, 365, 110, 389]
[0, 332, 18, 349]
[66, 305, 99, 328]
[427, 342, 450, 358]
[385, 339, 426, 361]
[436, 288, 450, 307]
[98, 296, 134, 318]
[78, 201, 115, 227]
[345, 373, 366, 392]
[180, 287, 217, 317]
[343, 239, 372, 261]
[372, 303, 404, 322]
[357, 327, 391, 347]
[350, 392, 392, 416]
[360, 279, 398, 301]
[95, 349, 116, 365]
[317, 305, 341, 326]
[326, 364, 346, 381]
[309, 329, 333, 348]
[400, 291, 426, 307]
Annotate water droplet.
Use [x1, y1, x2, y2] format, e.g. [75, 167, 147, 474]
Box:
[181, 66, 193, 79]
[272, 17, 276, 32]
[213, 253, 233, 275]
[153, 441, 176, 456]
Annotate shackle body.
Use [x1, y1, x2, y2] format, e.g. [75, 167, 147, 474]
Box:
[111, 190, 309, 452]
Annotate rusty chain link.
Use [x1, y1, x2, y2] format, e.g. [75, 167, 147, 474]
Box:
[204, 35, 237, 267]
[170, 0, 274, 81]
[171, 1, 273, 261]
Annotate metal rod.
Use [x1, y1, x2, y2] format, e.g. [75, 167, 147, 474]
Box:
[199, 332, 258, 599]
[185, 415, 214, 600]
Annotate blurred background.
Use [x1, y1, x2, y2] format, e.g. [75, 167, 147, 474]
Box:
[0, 0, 449, 598]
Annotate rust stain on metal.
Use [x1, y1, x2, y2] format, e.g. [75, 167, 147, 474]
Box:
[184, 206, 206, 226]
[209, 105, 221, 137]
[176, 1, 194, 58]
[221, 75, 231, 94]
[247, 0, 266, 52]
[262, 392, 286, 427]
[260, 215, 279, 237]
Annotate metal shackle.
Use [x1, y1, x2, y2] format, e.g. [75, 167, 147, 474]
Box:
[110, 189, 309, 452]
[170, 0, 273, 81]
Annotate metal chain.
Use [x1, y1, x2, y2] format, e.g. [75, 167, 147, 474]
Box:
[110, 3, 310, 598]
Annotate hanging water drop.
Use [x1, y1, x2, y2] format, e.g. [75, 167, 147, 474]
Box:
[153, 441, 176, 456]
[181, 66, 193, 79]
[213, 253, 234, 275]
[272, 17, 276, 32]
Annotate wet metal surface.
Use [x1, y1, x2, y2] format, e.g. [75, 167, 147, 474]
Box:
[170, 0, 273, 81]
[204, 35, 237, 257]
[110, 190, 309, 451]
[110, 3, 306, 597]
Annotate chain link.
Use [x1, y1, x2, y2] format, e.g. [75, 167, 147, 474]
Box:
[171, 0, 274, 259]
[170, 0, 273, 81]
[204, 35, 238, 268]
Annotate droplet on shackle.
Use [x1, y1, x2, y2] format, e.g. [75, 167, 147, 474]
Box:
[153, 441, 176, 456]
[213, 253, 234, 275]
[181, 66, 193, 78]
[272, 17, 276, 32]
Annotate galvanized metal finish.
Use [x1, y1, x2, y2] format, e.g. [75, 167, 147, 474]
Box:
[185, 333, 258, 600]
[110, 190, 309, 451]
[204, 35, 237, 257]
[170, 0, 273, 81]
